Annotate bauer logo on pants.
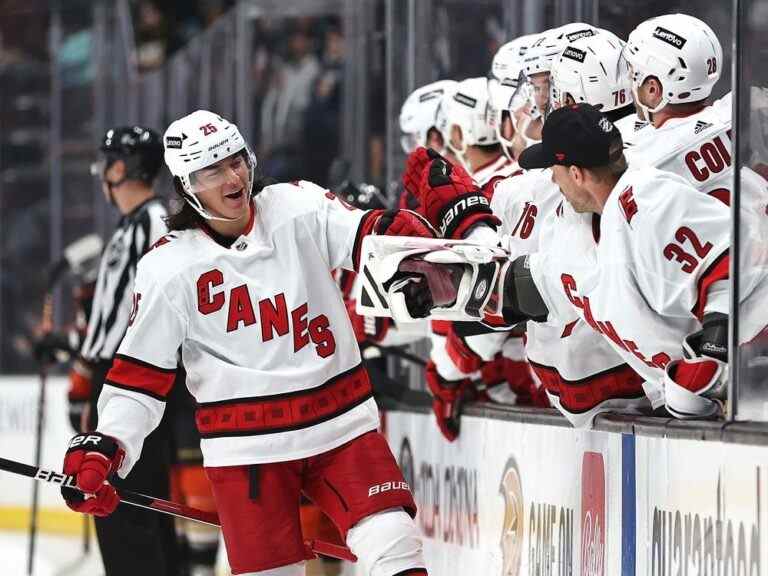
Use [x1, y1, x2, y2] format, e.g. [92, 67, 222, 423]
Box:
[368, 481, 410, 497]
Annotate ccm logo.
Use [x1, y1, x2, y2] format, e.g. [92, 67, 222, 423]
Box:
[368, 481, 410, 497]
[440, 195, 490, 236]
[68, 434, 103, 449]
[36, 469, 77, 487]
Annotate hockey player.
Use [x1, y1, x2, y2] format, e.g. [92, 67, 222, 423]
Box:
[514, 30, 651, 424]
[489, 34, 537, 160]
[549, 30, 647, 145]
[404, 29, 654, 429]
[622, 14, 733, 201]
[416, 75, 537, 440]
[518, 23, 599, 141]
[399, 79, 458, 156]
[517, 104, 731, 418]
[67, 126, 179, 574]
[60, 110, 432, 576]
[439, 77, 520, 193]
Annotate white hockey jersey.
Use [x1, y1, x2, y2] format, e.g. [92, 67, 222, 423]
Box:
[97, 181, 380, 475]
[614, 112, 649, 151]
[529, 167, 731, 406]
[472, 153, 522, 197]
[626, 103, 734, 202]
[492, 164, 646, 427]
[624, 98, 768, 345]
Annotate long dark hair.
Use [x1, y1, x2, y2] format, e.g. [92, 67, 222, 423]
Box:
[164, 176, 275, 231]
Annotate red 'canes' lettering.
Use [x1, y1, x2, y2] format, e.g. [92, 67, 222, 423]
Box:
[198, 269, 225, 314]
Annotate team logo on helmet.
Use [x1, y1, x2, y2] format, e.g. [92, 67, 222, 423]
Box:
[652, 26, 687, 49]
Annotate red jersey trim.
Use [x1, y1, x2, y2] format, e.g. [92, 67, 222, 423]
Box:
[105, 355, 178, 400]
[431, 320, 452, 336]
[446, 328, 483, 373]
[195, 363, 373, 438]
[529, 361, 645, 414]
[352, 210, 381, 271]
[692, 249, 729, 321]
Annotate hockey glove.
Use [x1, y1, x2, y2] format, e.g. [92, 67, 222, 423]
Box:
[403, 147, 500, 239]
[487, 255, 549, 324]
[61, 432, 124, 516]
[664, 313, 728, 419]
[67, 358, 93, 433]
[372, 208, 437, 238]
[33, 332, 75, 365]
[425, 360, 470, 442]
[345, 298, 391, 344]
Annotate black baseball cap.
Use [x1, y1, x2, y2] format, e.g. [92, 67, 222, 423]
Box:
[518, 104, 623, 169]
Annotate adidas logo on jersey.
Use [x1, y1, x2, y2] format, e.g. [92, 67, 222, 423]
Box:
[634, 121, 648, 132]
[694, 120, 713, 134]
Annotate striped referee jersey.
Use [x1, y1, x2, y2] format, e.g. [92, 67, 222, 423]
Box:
[80, 197, 168, 362]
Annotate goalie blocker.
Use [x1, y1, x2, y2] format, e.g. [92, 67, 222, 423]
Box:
[356, 236, 548, 326]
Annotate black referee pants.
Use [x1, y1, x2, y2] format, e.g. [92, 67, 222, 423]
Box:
[90, 361, 180, 576]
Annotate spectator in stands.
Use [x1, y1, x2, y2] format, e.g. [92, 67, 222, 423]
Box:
[135, 0, 168, 71]
[304, 22, 345, 185]
[260, 23, 320, 180]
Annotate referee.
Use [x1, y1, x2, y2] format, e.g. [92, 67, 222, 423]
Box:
[67, 126, 178, 575]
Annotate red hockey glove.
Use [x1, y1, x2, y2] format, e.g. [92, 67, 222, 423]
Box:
[425, 360, 471, 442]
[372, 208, 437, 237]
[403, 147, 500, 239]
[61, 432, 124, 516]
[345, 298, 391, 344]
[664, 313, 728, 419]
[67, 358, 93, 433]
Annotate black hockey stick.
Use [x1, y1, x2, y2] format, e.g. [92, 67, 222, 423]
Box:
[0, 456, 357, 562]
[364, 343, 427, 367]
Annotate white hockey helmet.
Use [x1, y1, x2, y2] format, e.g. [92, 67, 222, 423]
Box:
[399, 79, 457, 154]
[163, 110, 258, 221]
[490, 34, 538, 156]
[522, 23, 599, 78]
[442, 77, 498, 157]
[624, 13, 723, 116]
[491, 34, 537, 90]
[550, 30, 633, 113]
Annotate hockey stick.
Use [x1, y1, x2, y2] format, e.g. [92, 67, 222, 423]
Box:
[0, 456, 358, 562]
[364, 343, 427, 367]
[28, 294, 54, 576]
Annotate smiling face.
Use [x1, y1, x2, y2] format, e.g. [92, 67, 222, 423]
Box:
[190, 151, 251, 222]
